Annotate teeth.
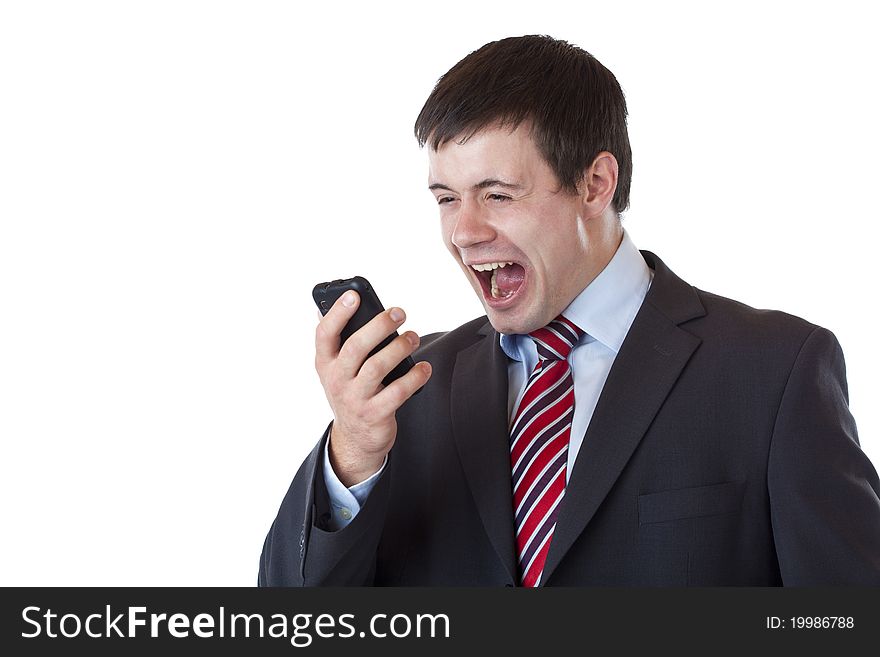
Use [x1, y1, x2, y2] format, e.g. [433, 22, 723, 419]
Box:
[471, 261, 515, 272]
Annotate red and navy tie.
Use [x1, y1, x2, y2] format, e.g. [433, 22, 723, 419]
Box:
[510, 315, 584, 587]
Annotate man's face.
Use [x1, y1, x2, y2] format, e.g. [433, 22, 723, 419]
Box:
[428, 124, 597, 335]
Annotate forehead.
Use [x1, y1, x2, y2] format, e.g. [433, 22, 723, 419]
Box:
[427, 123, 545, 185]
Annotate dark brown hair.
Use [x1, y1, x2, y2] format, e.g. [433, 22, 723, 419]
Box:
[414, 35, 632, 214]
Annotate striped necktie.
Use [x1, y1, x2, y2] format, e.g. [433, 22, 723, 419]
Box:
[510, 315, 584, 587]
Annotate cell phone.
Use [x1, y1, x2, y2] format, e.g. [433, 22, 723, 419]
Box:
[312, 276, 418, 390]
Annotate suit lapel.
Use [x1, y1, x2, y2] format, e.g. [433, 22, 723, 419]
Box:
[450, 324, 518, 583]
[541, 251, 705, 585]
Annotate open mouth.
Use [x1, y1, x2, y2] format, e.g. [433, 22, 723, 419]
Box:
[470, 261, 526, 304]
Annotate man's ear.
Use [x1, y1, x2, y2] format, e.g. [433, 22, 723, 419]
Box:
[579, 151, 619, 218]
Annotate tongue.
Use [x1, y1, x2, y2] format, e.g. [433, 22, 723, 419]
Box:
[495, 264, 525, 295]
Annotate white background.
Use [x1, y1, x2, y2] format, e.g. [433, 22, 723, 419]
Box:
[1, 1, 877, 585]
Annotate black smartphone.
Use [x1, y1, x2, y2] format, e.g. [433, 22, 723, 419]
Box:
[312, 276, 418, 390]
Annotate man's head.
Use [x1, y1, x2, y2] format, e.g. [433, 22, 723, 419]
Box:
[415, 36, 632, 334]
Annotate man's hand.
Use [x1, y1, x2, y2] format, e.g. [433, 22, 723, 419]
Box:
[315, 290, 432, 487]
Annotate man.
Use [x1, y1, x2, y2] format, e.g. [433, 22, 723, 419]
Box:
[259, 35, 880, 586]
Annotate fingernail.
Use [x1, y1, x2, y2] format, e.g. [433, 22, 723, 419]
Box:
[390, 308, 405, 322]
[342, 291, 356, 307]
[407, 332, 419, 347]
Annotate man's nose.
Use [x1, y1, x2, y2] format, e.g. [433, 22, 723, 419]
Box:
[451, 199, 495, 249]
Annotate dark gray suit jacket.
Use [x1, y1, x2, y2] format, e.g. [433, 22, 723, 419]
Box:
[259, 251, 880, 586]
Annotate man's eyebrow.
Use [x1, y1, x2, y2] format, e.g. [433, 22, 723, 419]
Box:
[428, 179, 523, 192]
[473, 178, 522, 191]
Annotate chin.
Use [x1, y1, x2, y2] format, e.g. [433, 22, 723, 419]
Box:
[484, 315, 512, 335]
[483, 308, 536, 336]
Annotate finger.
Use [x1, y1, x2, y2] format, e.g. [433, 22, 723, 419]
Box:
[315, 290, 360, 366]
[354, 331, 420, 394]
[336, 306, 406, 379]
[370, 361, 432, 414]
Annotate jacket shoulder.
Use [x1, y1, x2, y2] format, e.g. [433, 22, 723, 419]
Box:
[690, 287, 831, 351]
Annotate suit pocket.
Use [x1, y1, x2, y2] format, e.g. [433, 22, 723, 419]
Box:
[638, 481, 743, 525]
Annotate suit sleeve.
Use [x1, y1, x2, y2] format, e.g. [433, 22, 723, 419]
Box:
[768, 326, 880, 585]
[258, 422, 392, 586]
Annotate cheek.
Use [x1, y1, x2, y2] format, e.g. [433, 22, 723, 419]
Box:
[439, 213, 455, 242]
[441, 227, 458, 257]
[528, 234, 577, 283]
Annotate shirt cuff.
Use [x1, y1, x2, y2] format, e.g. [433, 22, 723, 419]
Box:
[321, 438, 387, 530]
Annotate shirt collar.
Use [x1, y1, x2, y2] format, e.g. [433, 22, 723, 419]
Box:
[500, 229, 652, 360]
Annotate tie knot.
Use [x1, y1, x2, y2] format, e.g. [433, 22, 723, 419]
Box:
[529, 315, 584, 361]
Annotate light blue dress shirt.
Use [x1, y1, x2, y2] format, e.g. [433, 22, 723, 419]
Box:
[322, 230, 652, 530]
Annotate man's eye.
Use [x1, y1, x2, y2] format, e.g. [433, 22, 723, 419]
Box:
[437, 196, 455, 205]
[487, 193, 510, 202]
